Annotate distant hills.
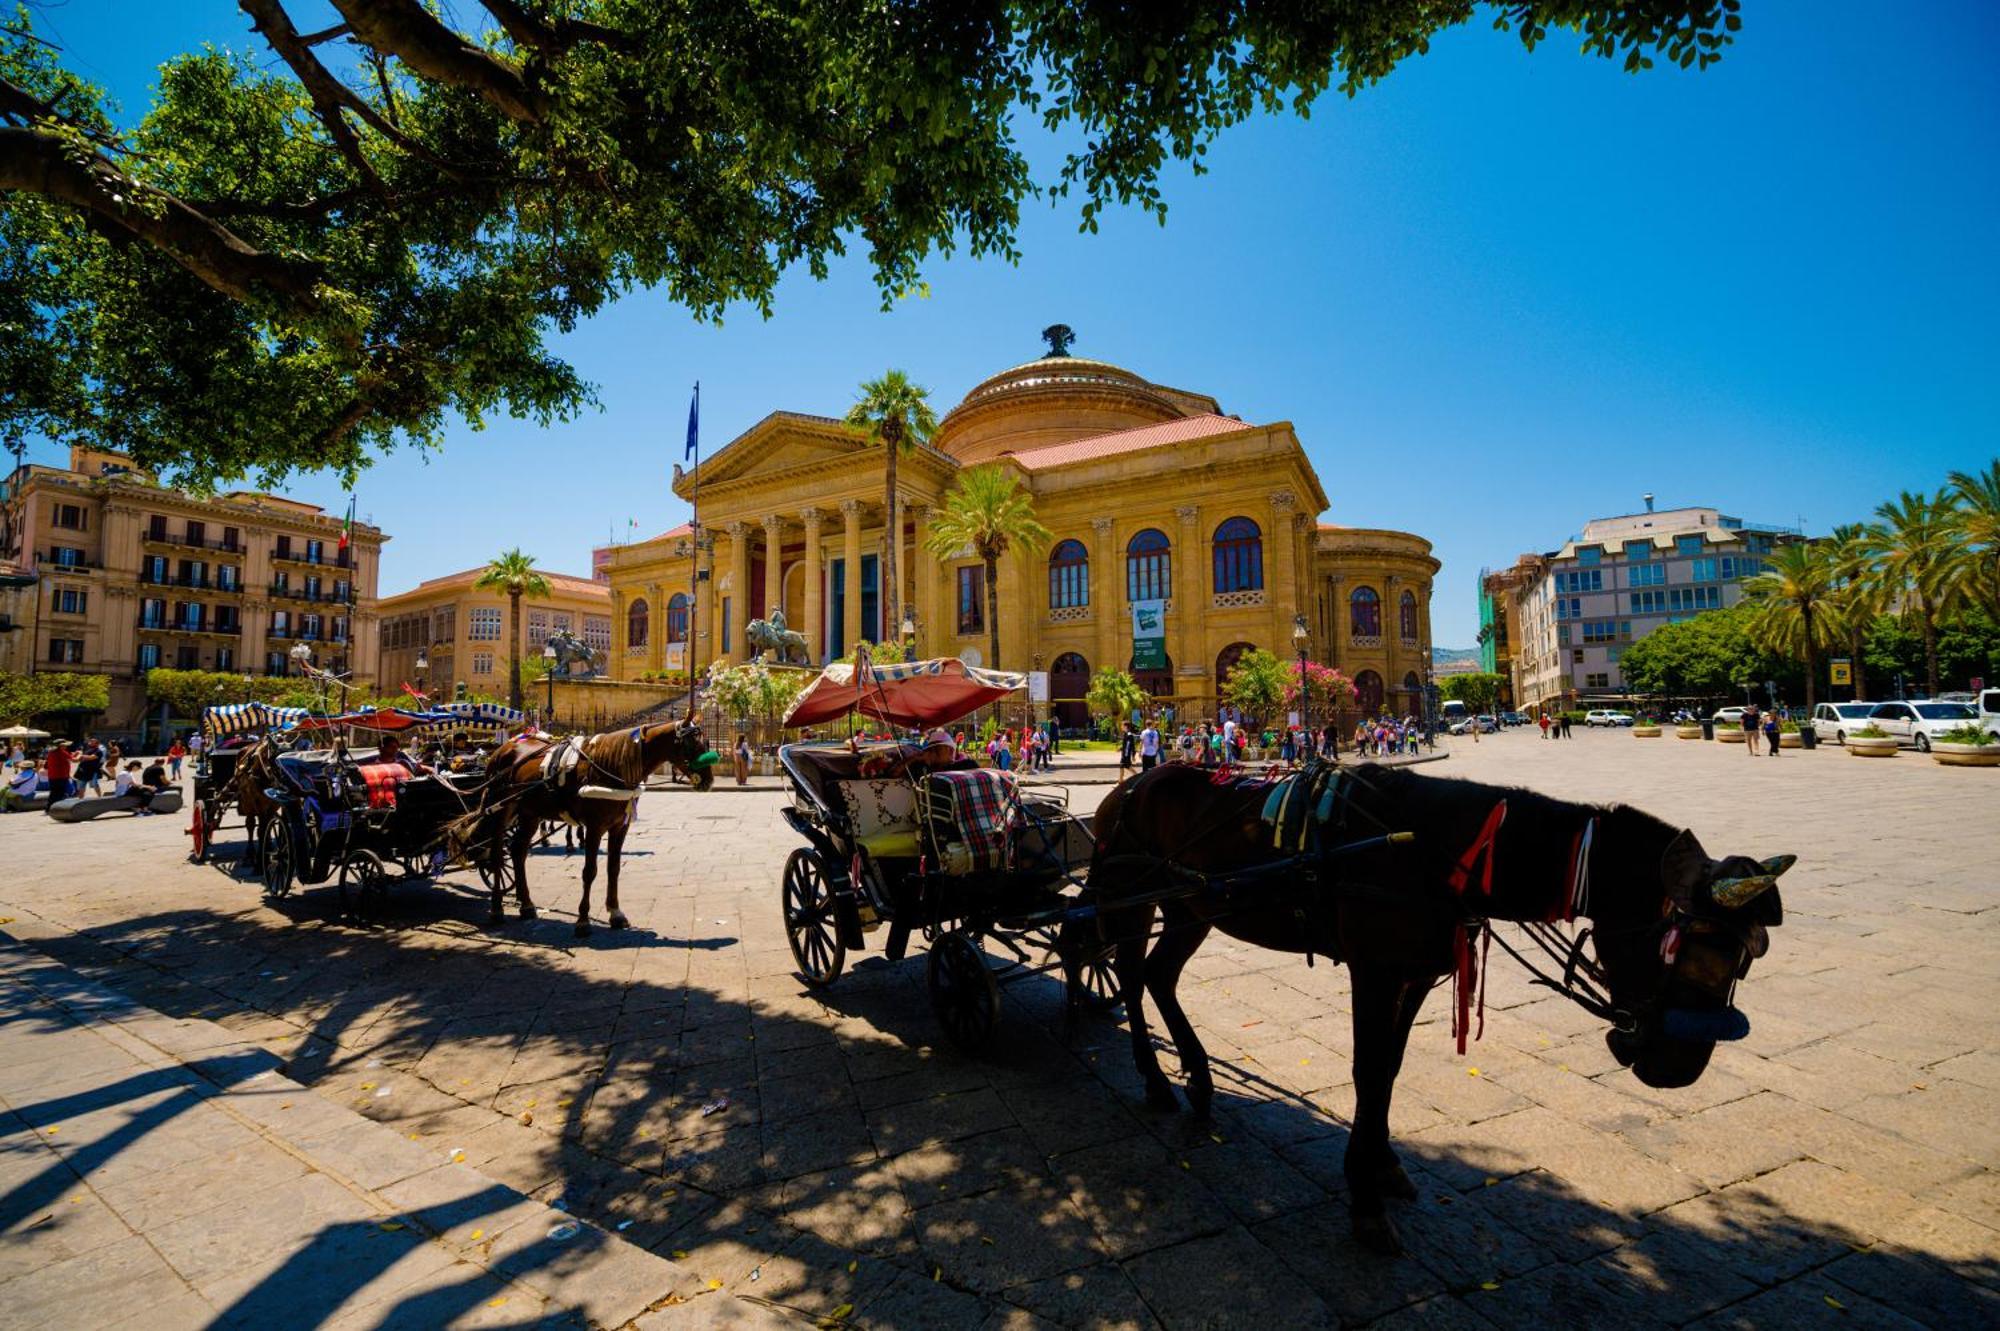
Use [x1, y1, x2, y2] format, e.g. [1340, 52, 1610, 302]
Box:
[1432, 647, 1480, 670]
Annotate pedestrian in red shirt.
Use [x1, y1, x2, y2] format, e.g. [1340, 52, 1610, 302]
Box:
[42, 742, 73, 808]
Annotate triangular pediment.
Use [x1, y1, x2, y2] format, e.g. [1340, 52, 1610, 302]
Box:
[677, 412, 866, 495]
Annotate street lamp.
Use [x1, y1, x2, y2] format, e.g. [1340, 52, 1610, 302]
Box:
[1291, 613, 1311, 738]
[414, 646, 429, 703]
[900, 605, 917, 657]
[542, 642, 558, 723]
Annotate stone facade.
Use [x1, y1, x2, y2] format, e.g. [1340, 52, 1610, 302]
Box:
[376, 566, 611, 703]
[602, 347, 1439, 725]
[0, 446, 386, 731]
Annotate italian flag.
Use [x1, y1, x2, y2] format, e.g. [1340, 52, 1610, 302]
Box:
[338, 495, 355, 551]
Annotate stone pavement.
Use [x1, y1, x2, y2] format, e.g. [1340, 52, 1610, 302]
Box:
[0, 729, 1995, 1328]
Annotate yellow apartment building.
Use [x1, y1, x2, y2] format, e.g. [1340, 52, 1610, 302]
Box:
[376, 565, 612, 701]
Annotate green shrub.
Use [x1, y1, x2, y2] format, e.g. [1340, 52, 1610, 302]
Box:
[1936, 723, 1995, 746]
[1851, 724, 1889, 739]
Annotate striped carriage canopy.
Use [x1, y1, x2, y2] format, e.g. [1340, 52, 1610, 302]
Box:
[426, 701, 525, 728]
[201, 701, 309, 739]
[287, 701, 527, 734]
[783, 656, 1026, 730]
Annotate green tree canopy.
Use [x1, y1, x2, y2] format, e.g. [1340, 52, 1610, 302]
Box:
[0, 669, 109, 723]
[1085, 666, 1148, 729]
[1, 1, 1740, 484]
[1221, 648, 1289, 724]
[923, 463, 1050, 672]
[1616, 604, 1800, 702]
[844, 370, 937, 646]
[1439, 671, 1505, 713]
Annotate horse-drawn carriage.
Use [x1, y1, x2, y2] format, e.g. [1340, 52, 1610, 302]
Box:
[776, 655, 1118, 1048]
[188, 702, 308, 862]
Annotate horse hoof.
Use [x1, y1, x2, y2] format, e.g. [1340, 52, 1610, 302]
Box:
[519, 906, 538, 922]
[1376, 1162, 1418, 1202]
[1352, 1213, 1403, 1256]
[574, 921, 592, 940]
[608, 912, 630, 931]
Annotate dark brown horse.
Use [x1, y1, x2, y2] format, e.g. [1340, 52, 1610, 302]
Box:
[230, 735, 285, 870]
[1082, 761, 1789, 1254]
[462, 720, 712, 937]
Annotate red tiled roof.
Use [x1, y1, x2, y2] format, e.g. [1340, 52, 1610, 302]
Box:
[1008, 413, 1253, 471]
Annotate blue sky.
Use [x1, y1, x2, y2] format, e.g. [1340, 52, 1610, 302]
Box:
[20, 1, 1999, 646]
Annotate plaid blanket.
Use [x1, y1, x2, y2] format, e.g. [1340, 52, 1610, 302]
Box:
[355, 763, 407, 810]
[931, 769, 1020, 872]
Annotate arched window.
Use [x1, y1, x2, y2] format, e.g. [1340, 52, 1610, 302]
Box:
[1126, 528, 1171, 602]
[1211, 517, 1263, 594]
[1349, 586, 1381, 640]
[666, 593, 689, 644]
[1049, 540, 1090, 610]
[1214, 641, 1257, 696]
[1355, 669, 1384, 715]
[1399, 589, 1419, 643]
[627, 597, 649, 649]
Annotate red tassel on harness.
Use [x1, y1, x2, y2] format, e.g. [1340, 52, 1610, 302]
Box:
[1448, 800, 1507, 1055]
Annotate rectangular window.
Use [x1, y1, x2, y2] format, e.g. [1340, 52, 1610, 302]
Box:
[213, 647, 234, 672]
[1623, 540, 1652, 561]
[303, 575, 322, 600]
[468, 607, 502, 641]
[48, 638, 83, 665]
[1608, 646, 1623, 663]
[333, 579, 348, 603]
[433, 607, 455, 641]
[1687, 557, 1717, 583]
[148, 514, 169, 541]
[184, 559, 208, 588]
[1555, 569, 1603, 594]
[276, 534, 292, 561]
[957, 566, 986, 634]
[722, 596, 733, 653]
[473, 652, 494, 675]
[1575, 545, 1602, 566]
[53, 546, 87, 569]
[1581, 620, 1620, 643]
[1554, 597, 1582, 620]
[1667, 586, 1722, 612]
[140, 598, 166, 627]
[583, 615, 610, 652]
[300, 613, 321, 640]
[218, 566, 239, 592]
[221, 525, 240, 552]
[215, 607, 240, 633]
[53, 503, 87, 531]
[1676, 534, 1705, 556]
[1573, 648, 1585, 664]
[1719, 555, 1763, 580]
[1556, 624, 1570, 646]
[51, 587, 87, 615]
[1628, 562, 1665, 587]
[1585, 672, 1610, 688]
[860, 553, 879, 644]
[1630, 590, 1667, 614]
[185, 519, 205, 547]
[271, 569, 289, 594]
[179, 602, 205, 631]
[266, 652, 286, 676]
[305, 538, 323, 563]
[175, 646, 200, 669]
[331, 616, 347, 642]
[552, 612, 572, 634]
[527, 610, 550, 646]
[137, 643, 160, 671]
[828, 560, 845, 658]
[271, 610, 290, 637]
[1746, 534, 1773, 554]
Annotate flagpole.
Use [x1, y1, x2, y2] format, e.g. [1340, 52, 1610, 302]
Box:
[686, 381, 701, 722]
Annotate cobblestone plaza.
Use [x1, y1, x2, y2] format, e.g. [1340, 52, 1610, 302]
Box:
[2, 732, 1996, 1328]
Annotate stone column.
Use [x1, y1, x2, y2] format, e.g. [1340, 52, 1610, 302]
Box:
[800, 507, 824, 665]
[725, 522, 750, 662]
[1174, 504, 1202, 688]
[693, 532, 716, 667]
[1269, 491, 1298, 653]
[840, 499, 863, 653]
[1093, 515, 1117, 674]
[762, 513, 785, 632]
[908, 504, 933, 656]
[1325, 574, 1343, 671]
[609, 588, 627, 680]
[1384, 573, 1402, 711]
[646, 581, 666, 673]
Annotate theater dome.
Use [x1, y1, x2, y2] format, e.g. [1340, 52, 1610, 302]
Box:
[933, 342, 1219, 464]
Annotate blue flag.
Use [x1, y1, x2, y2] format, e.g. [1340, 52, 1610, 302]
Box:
[684, 384, 699, 461]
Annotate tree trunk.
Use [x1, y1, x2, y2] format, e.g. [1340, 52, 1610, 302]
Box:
[508, 589, 523, 712]
[985, 555, 1001, 673]
[1801, 604, 1818, 711]
[1850, 626, 1868, 701]
[882, 442, 899, 649]
[1922, 612, 1940, 698]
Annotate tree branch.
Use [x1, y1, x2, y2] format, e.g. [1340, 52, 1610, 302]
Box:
[0, 126, 325, 312]
[240, 0, 383, 193]
[329, 0, 547, 123]
[475, 0, 630, 55]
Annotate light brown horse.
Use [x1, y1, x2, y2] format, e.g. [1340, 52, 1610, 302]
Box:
[229, 735, 285, 871]
[463, 720, 713, 937]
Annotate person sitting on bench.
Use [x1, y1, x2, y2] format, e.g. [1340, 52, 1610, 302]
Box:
[2, 759, 38, 812]
[115, 761, 158, 814]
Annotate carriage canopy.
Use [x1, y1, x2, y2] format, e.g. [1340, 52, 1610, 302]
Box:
[201, 701, 309, 739]
[783, 656, 1025, 730]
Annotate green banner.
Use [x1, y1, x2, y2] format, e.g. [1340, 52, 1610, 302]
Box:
[1131, 599, 1167, 672]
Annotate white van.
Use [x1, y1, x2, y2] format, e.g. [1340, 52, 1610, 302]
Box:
[1978, 688, 2000, 743]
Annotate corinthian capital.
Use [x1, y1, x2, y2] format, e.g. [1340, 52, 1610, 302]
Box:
[1269, 490, 1298, 512]
[839, 498, 864, 518]
[1175, 505, 1200, 525]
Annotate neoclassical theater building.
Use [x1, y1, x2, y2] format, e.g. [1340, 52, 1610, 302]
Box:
[601, 337, 1439, 727]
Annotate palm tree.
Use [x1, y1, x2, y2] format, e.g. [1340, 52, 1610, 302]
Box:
[1743, 541, 1836, 709]
[923, 464, 1051, 673]
[474, 548, 552, 713]
[844, 371, 938, 646]
[1946, 459, 2000, 620]
[1823, 522, 1880, 701]
[1870, 490, 1962, 697]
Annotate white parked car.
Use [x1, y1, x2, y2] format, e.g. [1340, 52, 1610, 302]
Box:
[1448, 715, 1498, 735]
[1584, 709, 1634, 727]
[1712, 706, 1747, 727]
[1810, 702, 1879, 746]
[1864, 700, 1984, 752]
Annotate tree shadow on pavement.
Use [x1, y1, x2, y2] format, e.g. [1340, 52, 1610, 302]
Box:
[7, 909, 1997, 1330]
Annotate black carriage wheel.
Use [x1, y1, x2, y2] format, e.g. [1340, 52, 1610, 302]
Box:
[927, 932, 1000, 1051]
[478, 841, 515, 895]
[783, 849, 846, 988]
[1072, 954, 1122, 1013]
[348, 850, 389, 914]
[260, 818, 296, 900]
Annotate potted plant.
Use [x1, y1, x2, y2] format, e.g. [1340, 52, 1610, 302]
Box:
[1776, 719, 1803, 749]
[1845, 723, 1898, 758]
[1930, 722, 2000, 768]
[1632, 714, 1662, 738]
[1713, 719, 1745, 744]
[1675, 719, 1704, 739]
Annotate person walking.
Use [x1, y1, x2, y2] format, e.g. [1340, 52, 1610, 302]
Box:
[732, 733, 752, 786]
[1538, 713, 1551, 740]
[1742, 702, 1761, 756]
[1140, 718, 1161, 772]
[74, 742, 104, 797]
[167, 737, 186, 781]
[1763, 710, 1782, 758]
